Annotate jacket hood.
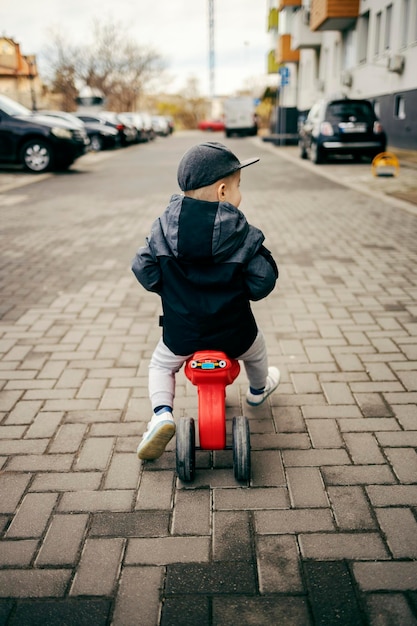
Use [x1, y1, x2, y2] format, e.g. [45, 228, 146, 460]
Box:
[157, 194, 263, 264]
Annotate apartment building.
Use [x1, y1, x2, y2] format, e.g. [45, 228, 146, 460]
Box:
[268, 0, 417, 149]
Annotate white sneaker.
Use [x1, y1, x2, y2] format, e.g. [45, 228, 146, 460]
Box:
[246, 367, 280, 406]
[137, 412, 176, 461]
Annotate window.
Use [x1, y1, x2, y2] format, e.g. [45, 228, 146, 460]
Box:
[401, 0, 410, 46]
[358, 12, 370, 63]
[333, 41, 340, 77]
[374, 12, 382, 55]
[414, 2, 417, 42]
[342, 29, 355, 69]
[385, 4, 392, 50]
[394, 96, 406, 119]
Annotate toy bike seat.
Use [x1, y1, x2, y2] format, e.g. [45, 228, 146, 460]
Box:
[185, 350, 240, 450]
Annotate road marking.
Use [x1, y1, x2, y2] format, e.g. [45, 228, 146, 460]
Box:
[0, 172, 51, 193]
[0, 194, 29, 206]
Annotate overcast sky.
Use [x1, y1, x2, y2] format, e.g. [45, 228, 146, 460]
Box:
[2, 0, 271, 97]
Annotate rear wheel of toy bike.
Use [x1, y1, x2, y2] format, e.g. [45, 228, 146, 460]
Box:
[176, 418, 196, 482]
[232, 416, 251, 482]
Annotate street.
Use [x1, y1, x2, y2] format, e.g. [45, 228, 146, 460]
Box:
[1, 132, 417, 625]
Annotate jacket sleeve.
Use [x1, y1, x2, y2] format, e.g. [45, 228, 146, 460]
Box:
[131, 238, 162, 294]
[243, 245, 278, 301]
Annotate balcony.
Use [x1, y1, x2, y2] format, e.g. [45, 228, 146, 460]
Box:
[268, 8, 278, 31]
[276, 34, 300, 64]
[267, 50, 280, 74]
[278, 0, 301, 9]
[310, 0, 360, 31]
[292, 9, 322, 49]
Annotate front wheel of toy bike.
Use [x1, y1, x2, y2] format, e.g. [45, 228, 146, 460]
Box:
[176, 418, 196, 482]
[232, 416, 251, 482]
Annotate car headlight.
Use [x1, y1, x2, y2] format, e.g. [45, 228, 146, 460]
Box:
[51, 126, 73, 139]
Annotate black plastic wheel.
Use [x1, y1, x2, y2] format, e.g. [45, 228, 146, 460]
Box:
[176, 418, 196, 482]
[232, 415, 251, 482]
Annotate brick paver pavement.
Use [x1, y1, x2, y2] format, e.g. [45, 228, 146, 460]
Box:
[0, 134, 416, 625]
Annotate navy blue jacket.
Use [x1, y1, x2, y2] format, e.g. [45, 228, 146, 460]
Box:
[132, 194, 278, 358]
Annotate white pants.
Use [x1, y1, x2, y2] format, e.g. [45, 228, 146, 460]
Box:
[148, 330, 269, 411]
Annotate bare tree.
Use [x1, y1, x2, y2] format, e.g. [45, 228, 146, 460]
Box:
[42, 29, 81, 110]
[41, 18, 166, 111]
[80, 18, 166, 111]
[175, 76, 208, 129]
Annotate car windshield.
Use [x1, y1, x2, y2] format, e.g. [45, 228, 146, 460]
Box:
[327, 101, 374, 122]
[0, 94, 31, 116]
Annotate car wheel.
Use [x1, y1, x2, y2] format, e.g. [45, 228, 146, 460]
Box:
[310, 141, 324, 165]
[90, 134, 103, 151]
[21, 139, 52, 173]
[299, 139, 307, 159]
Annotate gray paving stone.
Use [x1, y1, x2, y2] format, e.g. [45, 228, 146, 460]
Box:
[160, 595, 210, 626]
[0, 539, 38, 566]
[343, 432, 386, 464]
[113, 566, 163, 626]
[255, 508, 335, 534]
[0, 569, 71, 597]
[299, 532, 389, 559]
[58, 489, 134, 512]
[375, 507, 417, 558]
[36, 513, 89, 566]
[125, 536, 210, 565]
[10, 598, 112, 626]
[212, 596, 312, 626]
[256, 534, 303, 592]
[286, 467, 329, 508]
[0, 473, 31, 514]
[303, 561, 366, 626]
[172, 488, 211, 535]
[354, 562, 417, 591]
[6, 492, 58, 538]
[213, 510, 252, 561]
[90, 510, 170, 537]
[365, 594, 417, 626]
[70, 537, 124, 596]
[76, 436, 114, 470]
[327, 486, 376, 530]
[135, 470, 175, 510]
[165, 561, 257, 594]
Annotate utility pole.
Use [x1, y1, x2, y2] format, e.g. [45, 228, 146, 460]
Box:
[208, 0, 215, 101]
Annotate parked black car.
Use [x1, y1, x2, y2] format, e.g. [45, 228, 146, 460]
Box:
[76, 113, 137, 146]
[39, 111, 119, 151]
[299, 98, 387, 164]
[0, 94, 88, 173]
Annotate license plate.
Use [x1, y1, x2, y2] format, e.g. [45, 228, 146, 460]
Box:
[339, 122, 367, 133]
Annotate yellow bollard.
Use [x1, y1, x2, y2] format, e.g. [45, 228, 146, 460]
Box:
[372, 152, 400, 177]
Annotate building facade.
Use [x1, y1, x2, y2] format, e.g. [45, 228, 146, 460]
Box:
[0, 37, 42, 109]
[268, 0, 417, 149]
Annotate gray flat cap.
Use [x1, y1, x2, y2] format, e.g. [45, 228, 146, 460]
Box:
[177, 142, 259, 191]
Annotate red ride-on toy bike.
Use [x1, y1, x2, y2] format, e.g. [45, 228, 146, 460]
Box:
[175, 350, 251, 483]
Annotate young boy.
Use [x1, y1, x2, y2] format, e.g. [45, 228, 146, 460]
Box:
[132, 141, 280, 461]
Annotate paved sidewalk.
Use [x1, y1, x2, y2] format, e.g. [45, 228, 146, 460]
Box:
[0, 136, 417, 625]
